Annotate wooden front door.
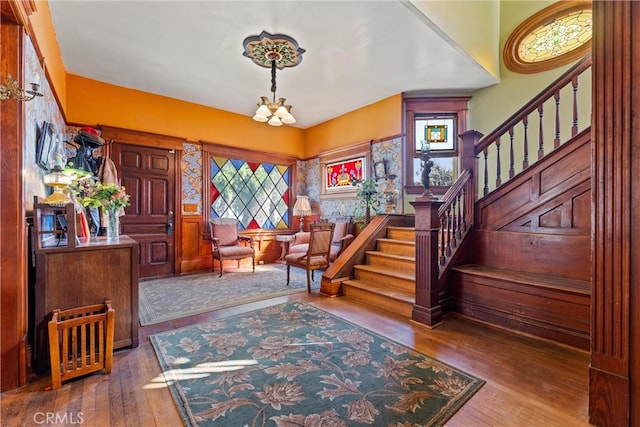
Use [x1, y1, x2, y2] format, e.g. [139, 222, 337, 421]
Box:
[111, 143, 175, 278]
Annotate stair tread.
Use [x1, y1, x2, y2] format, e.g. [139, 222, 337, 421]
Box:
[342, 279, 415, 302]
[353, 264, 415, 280]
[453, 264, 590, 295]
[377, 237, 416, 246]
[366, 251, 415, 262]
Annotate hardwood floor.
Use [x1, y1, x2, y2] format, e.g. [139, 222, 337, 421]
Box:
[1, 292, 591, 426]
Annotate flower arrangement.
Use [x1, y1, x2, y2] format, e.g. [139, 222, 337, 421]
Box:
[74, 178, 131, 211]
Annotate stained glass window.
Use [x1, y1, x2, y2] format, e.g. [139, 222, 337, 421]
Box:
[519, 11, 592, 63]
[504, 1, 592, 74]
[210, 156, 290, 229]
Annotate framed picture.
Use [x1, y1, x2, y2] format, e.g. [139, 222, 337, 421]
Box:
[36, 121, 55, 170]
[373, 159, 387, 180]
[324, 156, 366, 192]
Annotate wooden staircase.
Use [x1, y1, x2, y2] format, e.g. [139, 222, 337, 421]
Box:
[327, 56, 593, 350]
[341, 226, 416, 317]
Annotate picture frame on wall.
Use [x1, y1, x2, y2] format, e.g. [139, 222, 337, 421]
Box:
[36, 121, 55, 170]
[324, 156, 366, 193]
[373, 159, 387, 180]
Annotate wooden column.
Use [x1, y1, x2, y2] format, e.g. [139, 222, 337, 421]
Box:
[590, 1, 639, 425]
[0, 16, 28, 392]
[410, 198, 443, 327]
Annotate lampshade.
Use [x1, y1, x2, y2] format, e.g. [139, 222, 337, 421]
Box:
[293, 195, 312, 232]
[293, 196, 312, 217]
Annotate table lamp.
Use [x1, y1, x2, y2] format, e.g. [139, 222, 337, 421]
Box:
[292, 195, 313, 232]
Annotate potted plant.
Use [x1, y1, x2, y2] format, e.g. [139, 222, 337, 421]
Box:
[351, 176, 381, 227]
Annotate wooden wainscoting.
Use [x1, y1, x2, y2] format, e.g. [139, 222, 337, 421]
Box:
[179, 215, 294, 274]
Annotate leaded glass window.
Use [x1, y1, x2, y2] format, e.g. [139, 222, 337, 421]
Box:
[504, 1, 592, 74]
[210, 156, 290, 229]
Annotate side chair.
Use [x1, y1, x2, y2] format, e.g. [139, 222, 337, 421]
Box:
[288, 216, 354, 262]
[285, 221, 335, 292]
[209, 218, 255, 277]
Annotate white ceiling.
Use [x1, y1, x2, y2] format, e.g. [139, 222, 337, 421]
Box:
[48, 0, 499, 129]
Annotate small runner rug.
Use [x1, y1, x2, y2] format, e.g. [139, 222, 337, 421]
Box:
[139, 264, 315, 326]
[149, 301, 484, 426]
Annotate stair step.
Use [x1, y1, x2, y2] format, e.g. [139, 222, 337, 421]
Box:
[353, 264, 415, 290]
[376, 238, 416, 257]
[385, 226, 415, 242]
[366, 251, 415, 273]
[342, 279, 414, 318]
[452, 264, 590, 295]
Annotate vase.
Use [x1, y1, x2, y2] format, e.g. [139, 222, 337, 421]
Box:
[106, 209, 120, 242]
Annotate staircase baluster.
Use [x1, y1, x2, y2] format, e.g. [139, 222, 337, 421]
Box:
[538, 104, 544, 160]
[460, 188, 467, 233]
[439, 216, 446, 266]
[554, 90, 561, 148]
[445, 210, 452, 256]
[522, 115, 529, 169]
[509, 127, 515, 179]
[483, 147, 489, 196]
[495, 136, 502, 188]
[572, 75, 579, 137]
[455, 194, 463, 240]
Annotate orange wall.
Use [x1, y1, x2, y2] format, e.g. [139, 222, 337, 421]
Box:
[303, 95, 403, 158]
[66, 75, 305, 156]
[29, 1, 67, 110]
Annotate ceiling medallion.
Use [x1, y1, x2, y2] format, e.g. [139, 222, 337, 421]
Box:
[504, 1, 592, 74]
[242, 31, 305, 69]
[243, 31, 305, 126]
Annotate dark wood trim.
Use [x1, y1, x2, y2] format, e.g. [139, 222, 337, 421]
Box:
[200, 140, 297, 165]
[590, 1, 638, 425]
[100, 125, 185, 150]
[403, 96, 470, 195]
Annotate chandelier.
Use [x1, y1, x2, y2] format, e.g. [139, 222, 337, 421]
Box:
[242, 31, 305, 127]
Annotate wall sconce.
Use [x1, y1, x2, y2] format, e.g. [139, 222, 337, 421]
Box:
[0, 73, 43, 102]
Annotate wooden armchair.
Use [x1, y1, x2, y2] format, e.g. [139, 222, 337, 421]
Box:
[285, 222, 335, 292]
[209, 218, 255, 277]
[289, 217, 354, 262]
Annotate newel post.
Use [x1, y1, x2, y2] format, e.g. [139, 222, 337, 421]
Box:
[410, 197, 444, 327]
[459, 129, 482, 201]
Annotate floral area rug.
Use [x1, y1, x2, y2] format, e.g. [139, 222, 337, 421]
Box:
[139, 264, 316, 325]
[149, 301, 484, 426]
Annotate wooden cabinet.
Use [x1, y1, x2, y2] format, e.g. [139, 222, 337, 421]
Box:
[32, 236, 139, 373]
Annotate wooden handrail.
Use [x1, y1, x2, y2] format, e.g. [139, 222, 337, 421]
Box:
[439, 169, 472, 216]
[475, 53, 592, 155]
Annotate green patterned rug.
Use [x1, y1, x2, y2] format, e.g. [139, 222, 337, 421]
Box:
[149, 301, 484, 426]
[139, 264, 316, 325]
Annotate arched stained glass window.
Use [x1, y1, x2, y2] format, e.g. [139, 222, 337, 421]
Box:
[210, 156, 290, 229]
[504, 1, 592, 74]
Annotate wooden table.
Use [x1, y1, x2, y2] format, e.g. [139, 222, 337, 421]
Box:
[275, 234, 295, 261]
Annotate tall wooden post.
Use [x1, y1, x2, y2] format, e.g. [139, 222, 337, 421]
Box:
[590, 1, 640, 425]
[410, 198, 443, 327]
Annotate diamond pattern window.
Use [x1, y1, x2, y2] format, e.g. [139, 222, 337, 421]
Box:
[210, 156, 290, 229]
